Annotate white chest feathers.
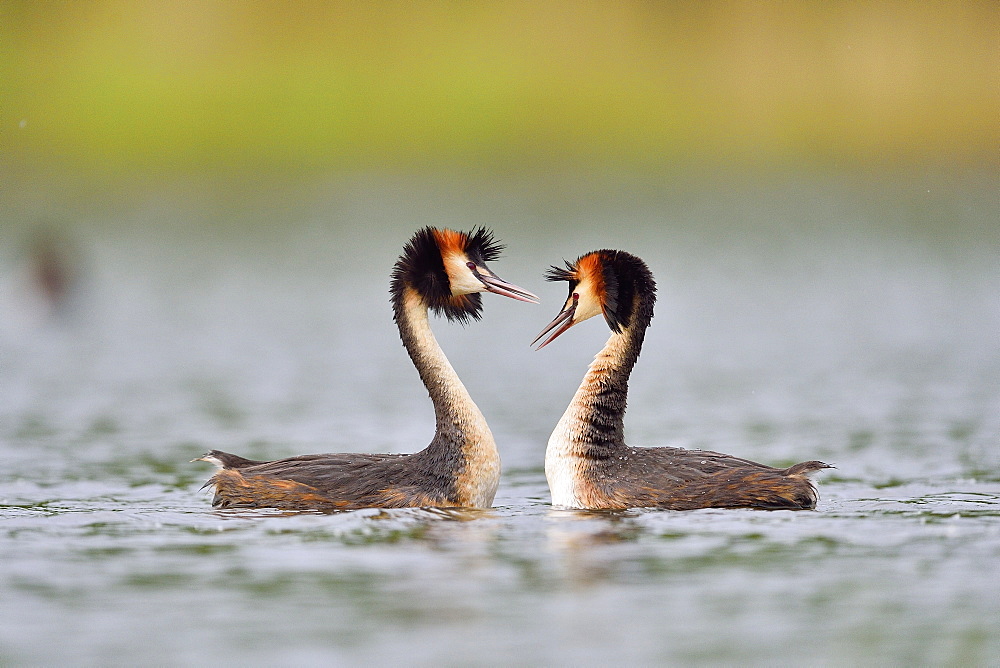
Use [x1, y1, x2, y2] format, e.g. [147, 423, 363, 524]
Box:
[544, 418, 585, 509]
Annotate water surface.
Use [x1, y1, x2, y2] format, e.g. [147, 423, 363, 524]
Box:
[2, 172, 999, 664]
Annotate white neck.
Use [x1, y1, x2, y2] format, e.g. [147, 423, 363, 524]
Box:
[401, 289, 500, 507]
[545, 331, 629, 507]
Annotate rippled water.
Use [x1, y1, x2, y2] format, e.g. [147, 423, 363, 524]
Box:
[2, 173, 999, 664]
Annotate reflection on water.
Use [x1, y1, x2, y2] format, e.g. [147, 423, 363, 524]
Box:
[1, 173, 999, 664]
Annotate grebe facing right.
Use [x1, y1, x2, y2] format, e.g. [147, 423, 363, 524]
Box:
[196, 227, 538, 511]
[534, 249, 831, 511]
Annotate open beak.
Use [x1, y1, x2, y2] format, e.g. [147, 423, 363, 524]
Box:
[477, 270, 540, 304]
[532, 294, 578, 349]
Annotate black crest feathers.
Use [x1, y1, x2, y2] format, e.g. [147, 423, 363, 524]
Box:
[466, 227, 504, 264]
[546, 249, 656, 333]
[390, 226, 504, 323]
[544, 260, 576, 284]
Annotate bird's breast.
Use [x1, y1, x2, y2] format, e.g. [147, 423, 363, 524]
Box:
[544, 422, 587, 508]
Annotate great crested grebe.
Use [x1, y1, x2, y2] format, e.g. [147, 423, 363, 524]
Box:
[196, 227, 538, 511]
[534, 249, 830, 511]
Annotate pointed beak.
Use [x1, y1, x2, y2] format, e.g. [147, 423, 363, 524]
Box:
[532, 295, 578, 349]
[477, 270, 540, 304]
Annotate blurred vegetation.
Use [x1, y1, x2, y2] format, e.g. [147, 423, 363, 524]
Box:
[1, 0, 998, 174]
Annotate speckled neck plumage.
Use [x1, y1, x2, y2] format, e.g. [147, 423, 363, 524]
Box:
[552, 294, 648, 456]
[545, 292, 651, 505]
[394, 286, 500, 507]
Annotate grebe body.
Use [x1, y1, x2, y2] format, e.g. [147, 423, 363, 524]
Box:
[197, 227, 537, 511]
[535, 250, 830, 511]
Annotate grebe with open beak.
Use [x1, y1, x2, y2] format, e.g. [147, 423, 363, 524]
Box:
[534, 249, 830, 511]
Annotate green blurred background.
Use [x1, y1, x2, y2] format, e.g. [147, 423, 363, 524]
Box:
[3, 0, 997, 176]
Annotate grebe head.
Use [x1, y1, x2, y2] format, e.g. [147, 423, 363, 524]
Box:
[533, 249, 655, 349]
[392, 227, 539, 322]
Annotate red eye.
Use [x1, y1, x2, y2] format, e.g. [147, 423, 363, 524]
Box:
[466, 262, 476, 270]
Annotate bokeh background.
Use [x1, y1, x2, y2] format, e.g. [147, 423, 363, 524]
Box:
[3, 0, 998, 175]
[2, 2, 1000, 665]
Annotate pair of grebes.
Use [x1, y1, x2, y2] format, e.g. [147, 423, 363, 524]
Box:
[197, 227, 830, 512]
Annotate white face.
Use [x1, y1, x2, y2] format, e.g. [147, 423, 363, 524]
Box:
[443, 251, 486, 295]
[533, 253, 614, 349]
[569, 278, 605, 325]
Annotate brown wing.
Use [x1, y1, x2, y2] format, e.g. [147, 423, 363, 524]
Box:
[590, 447, 826, 510]
[204, 451, 452, 511]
